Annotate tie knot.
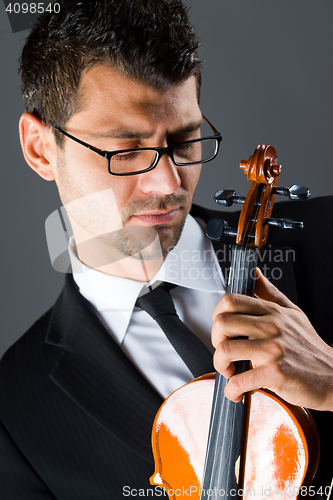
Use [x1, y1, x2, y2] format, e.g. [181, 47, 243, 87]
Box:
[135, 283, 177, 320]
[135, 282, 214, 377]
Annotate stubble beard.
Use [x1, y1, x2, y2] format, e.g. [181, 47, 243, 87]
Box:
[99, 193, 191, 260]
[56, 152, 192, 268]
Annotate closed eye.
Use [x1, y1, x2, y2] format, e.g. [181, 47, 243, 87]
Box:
[112, 150, 142, 161]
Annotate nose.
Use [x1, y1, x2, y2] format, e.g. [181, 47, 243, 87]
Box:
[137, 152, 181, 195]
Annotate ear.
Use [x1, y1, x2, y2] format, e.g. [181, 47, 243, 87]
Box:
[19, 113, 57, 181]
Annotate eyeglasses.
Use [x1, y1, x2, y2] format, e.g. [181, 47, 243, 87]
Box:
[54, 116, 222, 176]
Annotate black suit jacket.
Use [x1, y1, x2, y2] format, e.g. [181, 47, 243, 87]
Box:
[1, 198, 333, 499]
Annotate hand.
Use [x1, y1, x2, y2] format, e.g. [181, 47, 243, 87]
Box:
[212, 268, 333, 411]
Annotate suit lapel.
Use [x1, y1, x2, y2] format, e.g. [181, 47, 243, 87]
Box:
[45, 275, 163, 462]
[44, 206, 298, 464]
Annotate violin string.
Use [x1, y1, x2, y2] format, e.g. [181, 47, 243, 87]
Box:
[242, 184, 263, 250]
[217, 400, 235, 497]
[202, 372, 223, 497]
[205, 256, 250, 495]
[211, 399, 234, 496]
[234, 183, 262, 297]
[218, 247, 243, 487]
[214, 378, 228, 495]
[209, 374, 237, 497]
[210, 247, 241, 496]
[215, 383, 228, 491]
[214, 376, 230, 492]
[211, 396, 222, 496]
[223, 182, 264, 494]
[213, 382, 231, 497]
[203, 179, 266, 497]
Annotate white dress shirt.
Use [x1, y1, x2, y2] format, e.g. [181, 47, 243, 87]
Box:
[70, 215, 226, 399]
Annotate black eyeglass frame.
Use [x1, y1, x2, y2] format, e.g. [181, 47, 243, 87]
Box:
[54, 115, 222, 176]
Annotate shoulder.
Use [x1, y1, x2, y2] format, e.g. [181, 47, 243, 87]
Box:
[0, 274, 83, 381]
[0, 308, 55, 393]
[0, 301, 70, 443]
[0, 277, 72, 407]
[0, 273, 92, 404]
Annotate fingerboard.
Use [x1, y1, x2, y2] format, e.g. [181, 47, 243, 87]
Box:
[200, 246, 258, 500]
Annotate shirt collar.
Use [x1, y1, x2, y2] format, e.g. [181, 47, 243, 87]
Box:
[153, 214, 224, 292]
[70, 214, 225, 343]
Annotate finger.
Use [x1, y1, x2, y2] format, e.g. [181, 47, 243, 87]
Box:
[255, 268, 299, 310]
[223, 364, 280, 403]
[214, 338, 282, 370]
[213, 350, 236, 379]
[211, 311, 281, 347]
[212, 292, 269, 320]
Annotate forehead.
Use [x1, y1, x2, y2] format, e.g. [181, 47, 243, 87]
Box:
[69, 64, 201, 134]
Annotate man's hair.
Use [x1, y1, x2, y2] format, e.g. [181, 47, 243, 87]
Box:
[19, 0, 201, 143]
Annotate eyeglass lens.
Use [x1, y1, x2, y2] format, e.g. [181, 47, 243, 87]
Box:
[109, 118, 219, 174]
[109, 138, 219, 174]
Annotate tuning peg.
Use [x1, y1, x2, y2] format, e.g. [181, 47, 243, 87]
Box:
[206, 219, 237, 240]
[265, 218, 304, 229]
[214, 190, 246, 207]
[273, 185, 311, 200]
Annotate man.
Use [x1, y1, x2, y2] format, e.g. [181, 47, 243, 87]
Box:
[1, 0, 333, 498]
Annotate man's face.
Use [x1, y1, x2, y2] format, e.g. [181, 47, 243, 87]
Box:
[53, 64, 202, 262]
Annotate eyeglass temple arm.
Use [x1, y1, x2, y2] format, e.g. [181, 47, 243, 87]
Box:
[202, 115, 221, 137]
[54, 117, 221, 153]
[54, 127, 107, 158]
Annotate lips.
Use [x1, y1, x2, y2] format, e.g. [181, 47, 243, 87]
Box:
[131, 209, 179, 225]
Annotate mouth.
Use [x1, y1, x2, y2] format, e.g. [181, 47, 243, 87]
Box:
[130, 208, 180, 225]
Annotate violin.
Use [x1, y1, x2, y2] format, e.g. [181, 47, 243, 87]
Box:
[149, 144, 319, 499]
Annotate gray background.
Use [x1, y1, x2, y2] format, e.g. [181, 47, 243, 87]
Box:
[0, 1, 332, 357]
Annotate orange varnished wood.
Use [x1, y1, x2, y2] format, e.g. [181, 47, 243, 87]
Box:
[150, 376, 319, 499]
[239, 390, 319, 500]
[150, 374, 215, 498]
[238, 144, 281, 248]
[150, 145, 320, 499]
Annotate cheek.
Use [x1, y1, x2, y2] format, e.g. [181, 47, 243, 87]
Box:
[56, 147, 132, 202]
[180, 165, 201, 193]
[104, 176, 139, 213]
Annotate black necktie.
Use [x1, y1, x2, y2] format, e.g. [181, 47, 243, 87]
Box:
[135, 283, 214, 378]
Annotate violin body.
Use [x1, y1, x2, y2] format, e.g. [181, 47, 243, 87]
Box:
[149, 145, 318, 499]
[150, 373, 319, 499]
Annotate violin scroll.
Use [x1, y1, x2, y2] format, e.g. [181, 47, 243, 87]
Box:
[206, 144, 309, 250]
[240, 144, 282, 184]
[150, 144, 317, 500]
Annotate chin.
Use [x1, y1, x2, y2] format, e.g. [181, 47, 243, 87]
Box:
[154, 221, 186, 257]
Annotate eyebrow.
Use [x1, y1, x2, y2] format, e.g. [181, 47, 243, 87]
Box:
[89, 119, 203, 140]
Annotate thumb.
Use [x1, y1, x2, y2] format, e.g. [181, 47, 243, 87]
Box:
[254, 268, 297, 309]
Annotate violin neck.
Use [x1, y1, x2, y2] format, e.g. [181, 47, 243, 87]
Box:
[227, 246, 258, 296]
[200, 246, 258, 499]
[226, 245, 258, 377]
